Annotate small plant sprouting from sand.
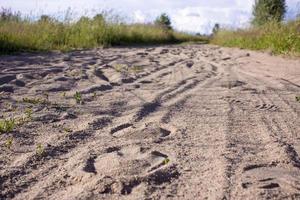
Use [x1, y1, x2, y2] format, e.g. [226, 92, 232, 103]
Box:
[93, 92, 97, 99]
[163, 158, 170, 165]
[0, 8, 207, 54]
[130, 66, 144, 74]
[23, 97, 49, 105]
[25, 108, 33, 120]
[5, 103, 16, 112]
[296, 96, 300, 102]
[5, 137, 13, 150]
[23, 97, 42, 105]
[63, 127, 72, 133]
[0, 118, 15, 134]
[74, 92, 83, 104]
[114, 64, 130, 73]
[36, 143, 44, 156]
[62, 92, 66, 98]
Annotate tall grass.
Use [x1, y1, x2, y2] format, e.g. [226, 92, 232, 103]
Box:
[0, 9, 206, 54]
[211, 20, 300, 55]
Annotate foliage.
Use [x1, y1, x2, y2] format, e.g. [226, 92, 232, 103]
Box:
[25, 108, 33, 119]
[155, 13, 172, 30]
[0, 10, 206, 54]
[74, 92, 83, 104]
[23, 97, 44, 104]
[5, 137, 13, 149]
[211, 20, 300, 55]
[0, 118, 15, 133]
[163, 158, 170, 165]
[252, 0, 286, 26]
[36, 143, 44, 156]
[212, 23, 220, 35]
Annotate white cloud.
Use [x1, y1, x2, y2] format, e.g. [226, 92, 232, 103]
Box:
[133, 10, 146, 23]
[169, 6, 251, 33]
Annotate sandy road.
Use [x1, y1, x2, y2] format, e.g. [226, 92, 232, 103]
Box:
[0, 45, 300, 199]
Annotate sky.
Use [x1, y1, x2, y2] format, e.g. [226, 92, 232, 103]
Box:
[1, 0, 299, 34]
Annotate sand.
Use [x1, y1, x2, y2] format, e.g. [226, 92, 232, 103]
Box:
[0, 44, 300, 199]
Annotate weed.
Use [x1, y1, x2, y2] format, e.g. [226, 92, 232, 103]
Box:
[16, 116, 27, 125]
[114, 64, 125, 73]
[5, 137, 13, 149]
[131, 66, 144, 74]
[296, 96, 300, 102]
[36, 143, 44, 156]
[23, 97, 42, 104]
[62, 92, 66, 98]
[63, 127, 72, 133]
[0, 118, 15, 133]
[163, 158, 170, 165]
[25, 108, 33, 119]
[74, 92, 83, 104]
[93, 92, 97, 99]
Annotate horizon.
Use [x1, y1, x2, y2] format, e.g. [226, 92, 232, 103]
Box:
[0, 0, 299, 34]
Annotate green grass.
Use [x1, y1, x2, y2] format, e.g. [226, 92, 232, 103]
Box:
[36, 143, 44, 156]
[0, 118, 15, 133]
[25, 108, 33, 119]
[74, 91, 83, 104]
[211, 20, 300, 55]
[5, 137, 13, 149]
[0, 10, 207, 54]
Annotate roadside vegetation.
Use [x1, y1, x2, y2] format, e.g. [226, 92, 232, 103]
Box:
[211, 0, 300, 55]
[0, 9, 206, 54]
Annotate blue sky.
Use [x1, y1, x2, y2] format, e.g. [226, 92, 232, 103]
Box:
[1, 0, 299, 33]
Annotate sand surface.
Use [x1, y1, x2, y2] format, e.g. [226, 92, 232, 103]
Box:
[0, 44, 300, 199]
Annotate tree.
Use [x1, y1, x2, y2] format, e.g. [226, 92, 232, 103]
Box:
[252, 0, 286, 26]
[212, 23, 220, 35]
[155, 13, 172, 30]
[93, 14, 105, 22]
[38, 15, 54, 23]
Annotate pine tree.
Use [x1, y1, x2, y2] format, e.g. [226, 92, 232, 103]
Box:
[252, 0, 286, 26]
[212, 23, 220, 35]
[155, 13, 172, 30]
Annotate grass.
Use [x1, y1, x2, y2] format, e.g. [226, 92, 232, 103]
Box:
[211, 20, 300, 55]
[163, 158, 170, 165]
[5, 137, 13, 149]
[0, 9, 207, 54]
[22, 97, 48, 105]
[74, 91, 83, 104]
[0, 118, 15, 133]
[36, 143, 44, 156]
[25, 108, 33, 119]
[63, 127, 73, 133]
[296, 96, 300, 102]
